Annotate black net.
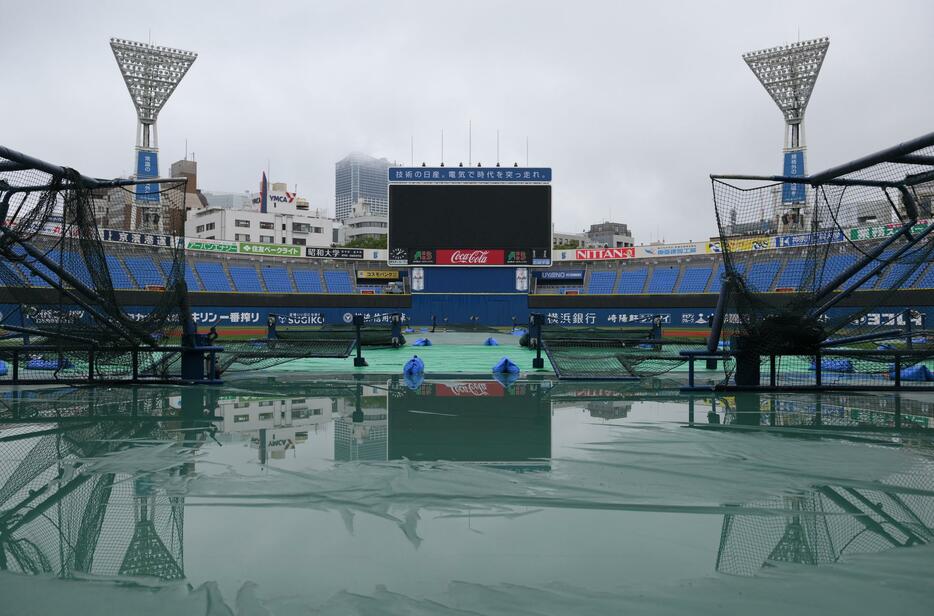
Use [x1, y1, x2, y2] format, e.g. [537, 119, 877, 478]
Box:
[0, 149, 188, 381]
[540, 324, 713, 379]
[712, 141, 934, 357]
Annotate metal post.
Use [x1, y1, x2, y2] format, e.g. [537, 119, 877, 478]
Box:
[707, 277, 731, 353]
[132, 349, 139, 381]
[88, 349, 94, 382]
[688, 357, 695, 388]
[770, 354, 776, 387]
[353, 314, 368, 367]
[11, 349, 18, 383]
[814, 351, 822, 387]
[530, 313, 545, 369]
[894, 355, 902, 388]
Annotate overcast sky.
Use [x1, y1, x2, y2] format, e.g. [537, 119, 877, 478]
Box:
[2, 0, 932, 243]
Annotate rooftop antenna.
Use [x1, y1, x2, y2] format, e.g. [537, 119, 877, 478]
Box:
[526, 136, 529, 166]
[496, 129, 500, 166]
[410, 135, 414, 166]
[441, 129, 444, 165]
[468, 120, 472, 166]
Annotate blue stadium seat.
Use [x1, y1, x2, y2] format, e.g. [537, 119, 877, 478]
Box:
[877, 262, 926, 290]
[229, 266, 263, 292]
[125, 256, 165, 288]
[708, 262, 745, 293]
[586, 271, 617, 294]
[62, 252, 95, 288]
[293, 269, 324, 293]
[814, 254, 857, 289]
[647, 267, 678, 294]
[774, 258, 813, 290]
[105, 255, 136, 289]
[677, 266, 712, 293]
[617, 268, 648, 294]
[915, 264, 934, 289]
[262, 267, 294, 293]
[324, 270, 354, 293]
[840, 251, 893, 291]
[744, 261, 780, 292]
[17, 248, 59, 287]
[162, 260, 203, 291]
[195, 262, 232, 292]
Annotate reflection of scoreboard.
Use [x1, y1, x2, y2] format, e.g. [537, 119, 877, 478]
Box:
[388, 169, 552, 267]
[388, 381, 551, 462]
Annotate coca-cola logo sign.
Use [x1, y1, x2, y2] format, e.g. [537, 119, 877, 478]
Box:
[436, 249, 505, 265]
[436, 382, 505, 397]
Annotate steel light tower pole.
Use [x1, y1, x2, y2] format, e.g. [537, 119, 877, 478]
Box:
[110, 38, 197, 228]
[743, 37, 829, 230]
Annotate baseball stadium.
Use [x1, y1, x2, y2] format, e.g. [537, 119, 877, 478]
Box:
[1, 27, 933, 616]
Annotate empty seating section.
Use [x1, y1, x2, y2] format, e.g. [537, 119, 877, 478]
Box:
[229, 266, 263, 293]
[125, 256, 166, 288]
[774, 258, 814, 290]
[262, 267, 294, 293]
[744, 261, 780, 292]
[161, 260, 203, 291]
[617, 268, 648, 294]
[292, 269, 324, 293]
[324, 270, 354, 293]
[647, 267, 679, 294]
[62, 252, 95, 288]
[586, 271, 617, 294]
[677, 267, 712, 293]
[195, 262, 231, 292]
[105, 255, 135, 290]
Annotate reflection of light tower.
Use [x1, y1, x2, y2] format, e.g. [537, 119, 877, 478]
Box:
[110, 38, 196, 227]
[743, 37, 829, 229]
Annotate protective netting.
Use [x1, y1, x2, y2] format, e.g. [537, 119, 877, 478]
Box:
[0, 148, 188, 381]
[711, 142, 934, 357]
[539, 325, 713, 379]
[715, 458, 934, 576]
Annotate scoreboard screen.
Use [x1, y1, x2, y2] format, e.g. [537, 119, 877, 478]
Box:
[388, 184, 552, 266]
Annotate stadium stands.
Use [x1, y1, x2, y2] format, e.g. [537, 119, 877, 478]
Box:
[293, 269, 324, 293]
[229, 265, 264, 293]
[164, 260, 203, 291]
[105, 255, 136, 290]
[261, 266, 294, 293]
[586, 271, 617, 294]
[646, 267, 679, 294]
[617, 268, 648, 294]
[677, 266, 712, 293]
[125, 256, 166, 288]
[194, 262, 232, 292]
[324, 270, 354, 293]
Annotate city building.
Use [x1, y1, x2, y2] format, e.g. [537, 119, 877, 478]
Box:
[202, 191, 254, 210]
[335, 152, 392, 221]
[337, 199, 389, 245]
[185, 178, 332, 247]
[586, 222, 634, 248]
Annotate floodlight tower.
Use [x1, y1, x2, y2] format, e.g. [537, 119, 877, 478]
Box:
[743, 37, 829, 231]
[110, 38, 197, 228]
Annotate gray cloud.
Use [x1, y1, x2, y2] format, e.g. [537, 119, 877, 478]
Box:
[2, 0, 932, 243]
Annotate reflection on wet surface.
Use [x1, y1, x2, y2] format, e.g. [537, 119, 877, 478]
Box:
[1, 378, 933, 614]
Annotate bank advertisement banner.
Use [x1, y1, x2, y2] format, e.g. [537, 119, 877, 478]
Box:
[135, 149, 160, 203]
[781, 149, 806, 204]
[774, 229, 845, 248]
[357, 270, 400, 280]
[103, 229, 176, 248]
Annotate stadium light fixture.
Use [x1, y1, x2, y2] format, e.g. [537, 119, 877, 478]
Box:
[743, 37, 829, 150]
[110, 38, 197, 151]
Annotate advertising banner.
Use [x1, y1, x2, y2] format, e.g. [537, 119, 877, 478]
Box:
[357, 270, 400, 280]
[636, 242, 702, 258]
[135, 149, 160, 203]
[774, 229, 845, 248]
[573, 247, 635, 261]
[536, 270, 585, 280]
[515, 267, 529, 291]
[185, 239, 238, 254]
[103, 229, 176, 248]
[435, 249, 504, 265]
[435, 382, 505, 397]
[781, 149, 806, 204]
[239, 242, 302, 257]
[707, 236, 771, 253]
[307, 247, 364, 259]
[389, 167, 551, 183]
[848, 220, 931, 242]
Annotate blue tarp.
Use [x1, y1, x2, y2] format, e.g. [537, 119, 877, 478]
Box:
[484, 337, 499, 346]
[404, 355, 425, 375]
[492, 371, 520, 388]
[412, 338, 432, 346]
[492, 356, 520, 374]
[26, 357, 73, 371]
[0, 361, 6, 376]
[403, 372, 425, 390]
[808, 359, 855, 373]
[889, 364, 934, 381]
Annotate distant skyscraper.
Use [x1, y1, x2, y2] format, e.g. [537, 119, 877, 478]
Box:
[335, 152, 390, 221]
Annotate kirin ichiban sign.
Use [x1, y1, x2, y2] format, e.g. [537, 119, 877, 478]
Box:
[436, 249, 505, 266]
[573, 247, 635, 261]
[388, 167, 552, 183]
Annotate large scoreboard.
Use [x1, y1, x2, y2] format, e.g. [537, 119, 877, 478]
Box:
[388, 168, 552, 267]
